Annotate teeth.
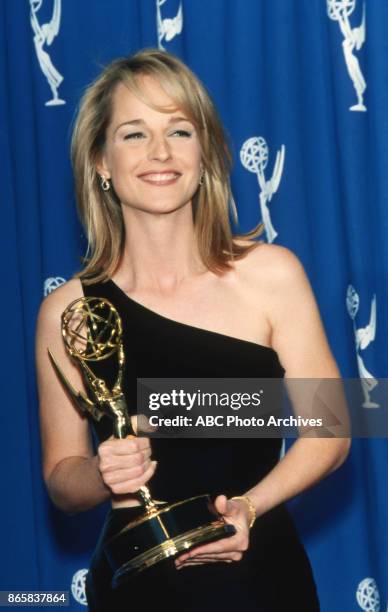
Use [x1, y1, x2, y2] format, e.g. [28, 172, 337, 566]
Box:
[141, 173, 178, 182]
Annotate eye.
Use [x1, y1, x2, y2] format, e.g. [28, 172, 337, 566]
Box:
[123, 132, 146, 140]
[170, 129, 192, 138]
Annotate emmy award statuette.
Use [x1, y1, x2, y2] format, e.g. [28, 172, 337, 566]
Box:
[48, 297, 235, 587]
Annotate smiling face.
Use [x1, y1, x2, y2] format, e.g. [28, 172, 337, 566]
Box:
[97, 77, 203, 215]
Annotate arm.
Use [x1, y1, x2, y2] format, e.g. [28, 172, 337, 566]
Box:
[36, 279, 155, 514]
[246, 246, 350, 516]
[176, 245, 350, 567]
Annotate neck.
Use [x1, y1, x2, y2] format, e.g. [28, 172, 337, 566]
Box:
[114, 204, 207, 294]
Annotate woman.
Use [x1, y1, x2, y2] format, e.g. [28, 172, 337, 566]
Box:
[36, 49, 350, 611]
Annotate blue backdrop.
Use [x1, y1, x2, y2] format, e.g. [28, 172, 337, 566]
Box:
[1, 1, 387, 610]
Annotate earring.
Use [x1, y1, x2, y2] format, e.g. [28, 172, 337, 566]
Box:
[100, 175, 110, 191]
[199, 167, 205, 186]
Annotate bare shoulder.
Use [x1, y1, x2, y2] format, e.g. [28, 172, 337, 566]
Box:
[234, 240, 308, 291]
[37, 278, 83, 329]
[236, 242, 339, 377]
[36, 278, 84, 351]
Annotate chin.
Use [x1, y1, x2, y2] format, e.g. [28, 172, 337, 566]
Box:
[122, 199, 193, 216]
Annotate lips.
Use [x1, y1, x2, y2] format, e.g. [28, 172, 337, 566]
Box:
[137, 171, 181, 186]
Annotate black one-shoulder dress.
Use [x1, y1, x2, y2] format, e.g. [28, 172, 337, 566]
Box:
[83, 279, 320, 611]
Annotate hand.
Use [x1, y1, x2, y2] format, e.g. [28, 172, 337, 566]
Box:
[97, 434, 156, 495]
[175, 494, 251, 568]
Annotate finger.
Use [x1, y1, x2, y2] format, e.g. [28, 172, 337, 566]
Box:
[178, 559, 236, 567]
[177, 530, 249, 560]
[130, 415, 157, 436]
[99, 437, 150, 456]
[177, 539, 237, 560]
[100, 450, 150, 473]
[177, 561, 203, 568]
[177, 560, 211, 568]
[102, 461, 152, 485]
[179, 561, 227, 568]
[140, 447, 152, 461]
[133, 436, 151, 451]
[185, 552, 243, 562]
[176, 551, 241, 566]
[213, 494, 228, 515]
[177, 555, 240, 568]
[130, 415, 138, 435]
[214, 495, 239, 518]
[109, 460, 157, 494]
[136, 413, 158, 434]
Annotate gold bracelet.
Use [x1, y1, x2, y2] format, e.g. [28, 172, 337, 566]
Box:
[231, 495, 256, 529]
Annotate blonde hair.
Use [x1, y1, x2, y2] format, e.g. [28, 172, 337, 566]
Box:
[71, 49, 263, 283]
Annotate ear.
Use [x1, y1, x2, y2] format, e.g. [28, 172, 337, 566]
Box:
[95, 153, 111, 180]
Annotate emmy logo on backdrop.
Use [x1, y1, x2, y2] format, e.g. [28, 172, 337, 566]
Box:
[30, 0, 65, 106]
[43, 276, 66, 297]
[70, 569, 88, 607]
[240, 137, 285, 244]
[327, 0, 366, 112]
[156, 0, 183, 50]
[346, 285, 378, 408]
[356, 577, 381, 612]
[48, 297, 235, 586]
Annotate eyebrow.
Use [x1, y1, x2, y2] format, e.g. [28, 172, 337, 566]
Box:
[114, 116, 192, 134]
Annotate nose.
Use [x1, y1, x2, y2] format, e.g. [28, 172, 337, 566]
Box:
[147, 135, 172, 162]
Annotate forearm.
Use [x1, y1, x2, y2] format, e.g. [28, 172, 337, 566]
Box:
[245, 437, 350, 518]
[46, 455, 111, 514]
